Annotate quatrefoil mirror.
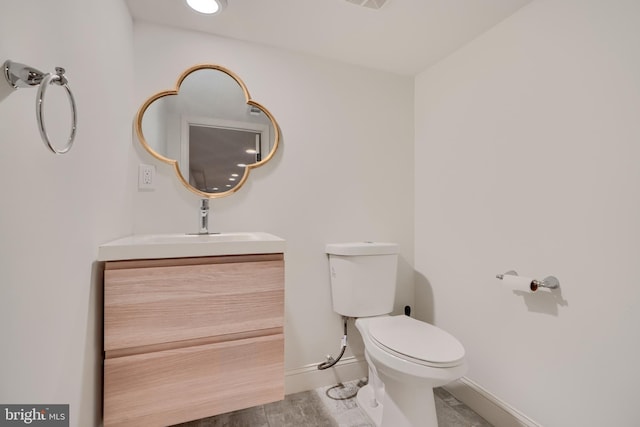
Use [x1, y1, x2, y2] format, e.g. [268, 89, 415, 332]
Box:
[135, 64, 280, 198]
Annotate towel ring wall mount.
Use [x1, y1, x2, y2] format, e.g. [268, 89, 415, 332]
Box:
[3, 60, 77, 154]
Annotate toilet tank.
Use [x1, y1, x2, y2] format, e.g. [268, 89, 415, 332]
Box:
[326, 242, 399, 317]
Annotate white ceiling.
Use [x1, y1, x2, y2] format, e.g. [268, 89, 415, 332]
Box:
[126, 0, 532, 75]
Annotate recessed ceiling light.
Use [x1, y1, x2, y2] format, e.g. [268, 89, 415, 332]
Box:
[186, 0, 227, 15]
[237, 163, 247, 167]
[245, 149, 258, 154]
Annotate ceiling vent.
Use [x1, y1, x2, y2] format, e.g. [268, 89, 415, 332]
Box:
[345, 0, 389, 10]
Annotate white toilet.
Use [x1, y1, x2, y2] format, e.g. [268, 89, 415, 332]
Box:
[326, 242, 467, 427]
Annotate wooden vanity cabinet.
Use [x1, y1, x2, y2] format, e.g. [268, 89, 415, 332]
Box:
[102, 253, 284, 427]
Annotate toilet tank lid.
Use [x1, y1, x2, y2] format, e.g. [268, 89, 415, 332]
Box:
[326, 242, 399, 256]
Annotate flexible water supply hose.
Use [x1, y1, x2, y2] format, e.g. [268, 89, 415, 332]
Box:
[317, 316, 348, 370]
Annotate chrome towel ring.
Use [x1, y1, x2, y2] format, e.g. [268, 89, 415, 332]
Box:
[3, 60, 78, 155]
[36, 67, 77, 154]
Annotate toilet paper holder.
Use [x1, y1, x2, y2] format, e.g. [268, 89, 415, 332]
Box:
[496, 270, 560, 291]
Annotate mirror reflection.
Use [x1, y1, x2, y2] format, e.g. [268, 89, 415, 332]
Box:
[136, 65, 279, 197]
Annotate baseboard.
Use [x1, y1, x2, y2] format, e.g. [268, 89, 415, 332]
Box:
[285, 360, 541, 427]
[284, 356, 368, 395]
[444, 377, 542, 427]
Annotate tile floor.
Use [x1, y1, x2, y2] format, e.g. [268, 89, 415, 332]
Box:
[175, 380, 492, 426]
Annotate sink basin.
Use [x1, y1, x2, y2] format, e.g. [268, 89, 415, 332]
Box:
[135, 232, 263, 244]
[98, 232, 285, 261]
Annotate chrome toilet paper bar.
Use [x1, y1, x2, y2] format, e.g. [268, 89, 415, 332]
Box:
[496, 270, 560, 291]
[3, 60, 77, 154]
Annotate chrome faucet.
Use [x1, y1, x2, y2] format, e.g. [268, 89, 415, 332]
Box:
[199, 199, 210, 234]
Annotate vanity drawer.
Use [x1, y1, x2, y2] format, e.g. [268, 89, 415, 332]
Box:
[104, 255, 284, 352]
[103, 333, 284, 427]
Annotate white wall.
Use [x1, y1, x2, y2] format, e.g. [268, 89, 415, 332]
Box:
[131, 23, 415, 386]
[414, 0, 640, 425]
[0, 1, 134, 425]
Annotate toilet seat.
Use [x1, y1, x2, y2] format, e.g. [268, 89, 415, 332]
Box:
[368, 316, 465, 368]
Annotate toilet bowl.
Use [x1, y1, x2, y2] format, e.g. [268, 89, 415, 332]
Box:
[325, 242, 467, 427]
[355, 315, 467, 427]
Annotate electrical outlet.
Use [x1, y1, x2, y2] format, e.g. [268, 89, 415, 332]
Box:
[138, 164, 155, 190]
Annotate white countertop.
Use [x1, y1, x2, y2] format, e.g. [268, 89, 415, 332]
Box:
[98, 232, 286, 261]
